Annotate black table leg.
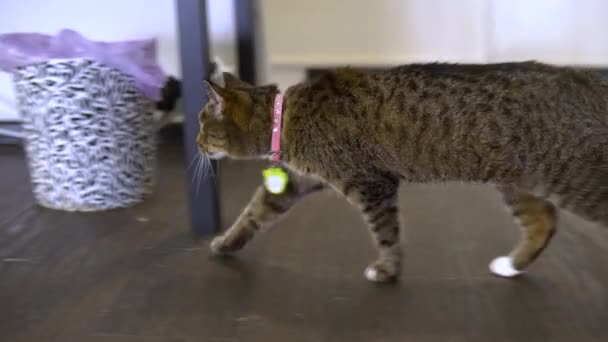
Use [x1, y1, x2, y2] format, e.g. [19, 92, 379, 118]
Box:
[235, 0, 258, 84]
[175, 0, 219, 236]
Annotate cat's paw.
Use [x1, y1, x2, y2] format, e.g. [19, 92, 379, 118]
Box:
[209, 236, 231, 256]
[489, 256, 523, 278]
[210, 232, 252, 256]
[364, 261, 399, 283]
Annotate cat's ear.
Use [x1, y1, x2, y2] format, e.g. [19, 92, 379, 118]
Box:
[204, 80, 230, 102]
[223, 72, 253, 89]
[204, 80, 231, 118]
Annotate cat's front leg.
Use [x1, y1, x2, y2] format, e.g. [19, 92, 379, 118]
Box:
[342, 175, 402, 283]
[210, 171, 325, 255]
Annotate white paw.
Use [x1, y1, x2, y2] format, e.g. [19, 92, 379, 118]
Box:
[489, 256, 523, 278]
[209, 236, 227, 255]
[364, 266, 380, 282]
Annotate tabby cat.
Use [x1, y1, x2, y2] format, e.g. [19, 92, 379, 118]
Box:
[197, 61, 608, 282]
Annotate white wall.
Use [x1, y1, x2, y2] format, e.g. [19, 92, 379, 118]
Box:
[2, 0, 608, 122]
[262, 0, 488, 67]
[487, 0, 608, 66]
[262, 0, 608, 68]
[261, 0, 608, 89]
[0, 0, 237, 122]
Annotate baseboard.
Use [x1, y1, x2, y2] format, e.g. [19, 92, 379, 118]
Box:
[0, 121, 22, 145]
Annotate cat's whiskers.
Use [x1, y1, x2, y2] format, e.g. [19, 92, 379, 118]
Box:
[187, 153, 200, 172]
[193, 152, 218, 198]
[201, 153, 209, 180]
[195, 153, 204, 198]
[188, 154, 202, 187]
[204, 153, 216, 179]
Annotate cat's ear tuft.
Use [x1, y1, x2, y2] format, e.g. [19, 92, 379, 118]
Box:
[204, 80, 233, 103]
[203, 80, 228, 118]
[204, 80, 219, 104]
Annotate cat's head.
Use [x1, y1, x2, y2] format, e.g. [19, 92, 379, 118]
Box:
[197, 72, 279, 160]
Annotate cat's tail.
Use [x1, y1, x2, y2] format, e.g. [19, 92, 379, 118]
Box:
[155, 76, 181, 112]
[155, 56, 229, 112]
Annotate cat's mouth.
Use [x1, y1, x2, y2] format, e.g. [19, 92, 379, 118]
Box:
[207, 151, 227, 160]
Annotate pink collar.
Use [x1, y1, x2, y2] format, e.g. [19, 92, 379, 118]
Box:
[270, 93, 284, 162]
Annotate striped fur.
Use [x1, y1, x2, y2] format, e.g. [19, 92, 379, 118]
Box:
[200, 62, 608, 282]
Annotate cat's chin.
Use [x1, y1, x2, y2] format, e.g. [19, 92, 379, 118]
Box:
[208, 152, 227, 160]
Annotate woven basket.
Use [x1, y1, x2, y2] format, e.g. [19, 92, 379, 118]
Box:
[14, 58, 158, 211]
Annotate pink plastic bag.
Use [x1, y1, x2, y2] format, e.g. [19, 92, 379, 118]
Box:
[0, 29, 166, 100]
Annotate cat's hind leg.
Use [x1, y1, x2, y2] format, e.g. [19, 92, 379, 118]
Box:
[490, 185, 557, 277]
[210, 170, 324, 255]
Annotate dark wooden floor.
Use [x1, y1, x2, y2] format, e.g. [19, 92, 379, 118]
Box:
[1, 143, 607, 342]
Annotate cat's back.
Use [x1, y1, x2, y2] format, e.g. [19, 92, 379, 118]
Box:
[289, 61, 608, 153]
[311, 61, 608, 121]
[372, 61, 608, 135]
[383, 61, 607, 102]
[387, 60, 603, 85]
